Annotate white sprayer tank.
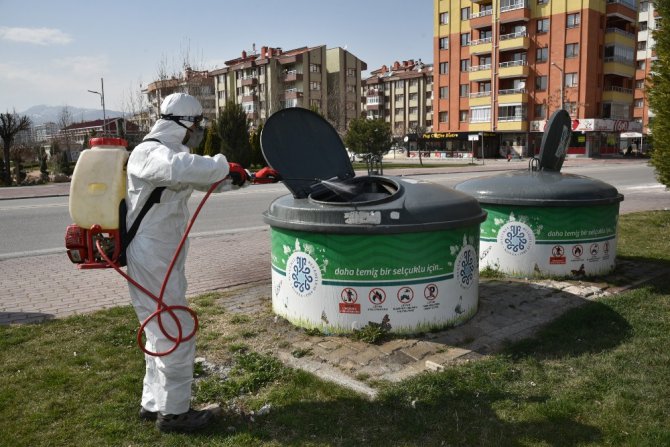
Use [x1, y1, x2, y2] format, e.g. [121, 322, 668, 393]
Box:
[69, 137, 128, 229]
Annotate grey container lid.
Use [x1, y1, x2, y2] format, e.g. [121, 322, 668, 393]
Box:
[264, 175, 487, 234]
[454, 170, 624, 206]
[261, 108, 355, 199]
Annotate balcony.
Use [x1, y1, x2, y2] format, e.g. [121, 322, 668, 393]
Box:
[606, 0, 637, 20]
[603, 56, 635, 78]
[241, 76, 258, 87]
[497, 118, 528, 131]
[604, 28, 636, 46]
[469, 37, 493, 55]
[468, 91, 492, 107]
[602, 85, 634, 102]
[242, 93, 258, 102]
[283, 70, 303, 82]
[283, 88, 304, 100]
[499, 1, 530, 24]
[499, 31, 529, 51]
[498, 60, 529, 78]
[498, 88, 528, 104]
[468, 64, 493, 82]
[470, 9, 493, 29]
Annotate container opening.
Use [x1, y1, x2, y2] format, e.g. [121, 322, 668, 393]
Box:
[310, 176, 400, 204]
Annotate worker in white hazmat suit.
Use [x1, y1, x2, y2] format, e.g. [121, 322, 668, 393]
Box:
[125, 93, 248, 433]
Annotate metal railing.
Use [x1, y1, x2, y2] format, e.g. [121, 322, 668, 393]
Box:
[500, 1, 528, 13]
[499, 88, 527, 95]
[469, 63, 492, 72]
[500, 30, 528, 41]
[498, 115, 525, 122]
[470, 37, 493, 46]
[604, 85, 634, 94]
[605, 27, 636, 39]
[470, 9, 493, 19]
[499, 59, 527, 68]
[469, 91, 492, 98]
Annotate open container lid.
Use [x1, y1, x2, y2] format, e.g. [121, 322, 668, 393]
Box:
[538, 109, 572, 172]
[261, 108, 355, 198]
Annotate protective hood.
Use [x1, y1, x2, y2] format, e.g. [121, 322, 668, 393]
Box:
[144, 119, 189, 153]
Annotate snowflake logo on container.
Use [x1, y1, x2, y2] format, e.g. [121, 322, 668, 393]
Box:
[455, 245, 477, 289]
[498, 221, 535, 256]
[286, 251, 320, 297]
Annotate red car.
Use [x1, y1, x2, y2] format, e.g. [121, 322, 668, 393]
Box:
[252, 166, 282, 184]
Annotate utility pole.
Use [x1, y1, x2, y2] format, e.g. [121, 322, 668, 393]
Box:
[87, 78, 107, 135]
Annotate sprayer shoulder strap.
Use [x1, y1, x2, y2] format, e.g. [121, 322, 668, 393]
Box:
[123, 138, 166, 247]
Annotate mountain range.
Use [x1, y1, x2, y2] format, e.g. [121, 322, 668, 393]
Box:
[19, 105, 124, 126]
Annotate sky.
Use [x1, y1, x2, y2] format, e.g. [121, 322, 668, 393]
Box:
[0, 0, 434, 114]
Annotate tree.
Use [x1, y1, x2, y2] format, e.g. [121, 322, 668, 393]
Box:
[648, 0, 670, 187]
[344, 118, 392, 157]
[249, 122, 266, 168]
[216, 101, 251, 167]
[0, 111, 32, 185]
[202, 124, 220, 156]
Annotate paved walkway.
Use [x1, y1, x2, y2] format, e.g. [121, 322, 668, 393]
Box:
[0, 156, 664, 396]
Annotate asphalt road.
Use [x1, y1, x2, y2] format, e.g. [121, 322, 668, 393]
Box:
[0, 161, 668, 259]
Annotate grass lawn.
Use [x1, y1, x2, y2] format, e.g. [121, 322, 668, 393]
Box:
[1, 211, 669, 446]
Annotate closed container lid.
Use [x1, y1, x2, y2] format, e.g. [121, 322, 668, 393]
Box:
[454, 170, 624, 206]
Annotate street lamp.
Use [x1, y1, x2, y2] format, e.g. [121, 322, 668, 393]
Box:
[87, 77, 107, 135]
[551, 63, 564, 112]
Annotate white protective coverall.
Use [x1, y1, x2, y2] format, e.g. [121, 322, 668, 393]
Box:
[126, 104, 229, 415]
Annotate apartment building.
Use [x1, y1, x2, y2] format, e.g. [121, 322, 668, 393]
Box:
[433, 0, 642, 158]
[633, 0, 657, 151]
[144, 66, 216, 122]
[210, 45, 366, 133]
[362, 59, 434, 143]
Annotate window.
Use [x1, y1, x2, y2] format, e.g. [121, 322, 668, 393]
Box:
[459, 110, 468, 122]
[566, 43, 579, 58]
[440, 12, 449, 24]
[409, 107, 418, 115]
[460, 59, 470, 72]
[310, 99, 321, 109]
[439, 111, 449, 123]
[395, 80, 404, 89]
[346, 84, 356, 93]
[460, 84, 470, 97]
[439, 37, 449, 50]
[536, 47, 548, 62]
[565, 102, 577, 115]
[479, 55, 491, 65]
[538, 0, 548, 4]
[346, 68, 355, 77]
[309, 63, 321, 73]
[637, 60, 646, 70]
[470, 107, 491, 122]
[567, 13, 580, 28]
[479, 81, 491, 93]
[639, 21, 647, 31]
[635, 98, 644, 108]
[460, 33, 471, 46]
[636, 79, 645, 89]
[565, 72, 578, 87]
[535, 75, 547, 90]
[638, 40, 647, 51]
[461, 7, 470, 20]
[535, 103, 546, 119]
[480, 29, 492, 40]
[439, 86, 448, 99]
[439, 62, 448, 74]
[310, 81, 321, 90]
[537, 18, 549, 33]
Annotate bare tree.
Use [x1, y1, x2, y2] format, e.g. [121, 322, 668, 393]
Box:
[0, 111, 32, 185]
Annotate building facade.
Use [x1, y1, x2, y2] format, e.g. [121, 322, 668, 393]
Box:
[144, 67, 216, 122]
[362, 60, 434, 143]
[633, 0, 657, 151]
[211, 45, 366, 133]
[433, 0, 641, 158]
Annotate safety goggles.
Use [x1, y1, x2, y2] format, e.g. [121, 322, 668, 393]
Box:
[161, 114, 208, 129]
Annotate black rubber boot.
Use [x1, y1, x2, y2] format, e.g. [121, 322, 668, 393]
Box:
[139, 407, 157, 421]
[156, 406, 220, 433]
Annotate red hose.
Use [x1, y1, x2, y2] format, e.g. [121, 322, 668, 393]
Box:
[97, 179, 224, 357]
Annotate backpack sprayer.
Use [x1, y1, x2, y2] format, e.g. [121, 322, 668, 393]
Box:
[65, 137, 225, 357]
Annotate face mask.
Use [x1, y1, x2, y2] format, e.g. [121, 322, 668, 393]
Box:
[184, 127, 204, 149]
